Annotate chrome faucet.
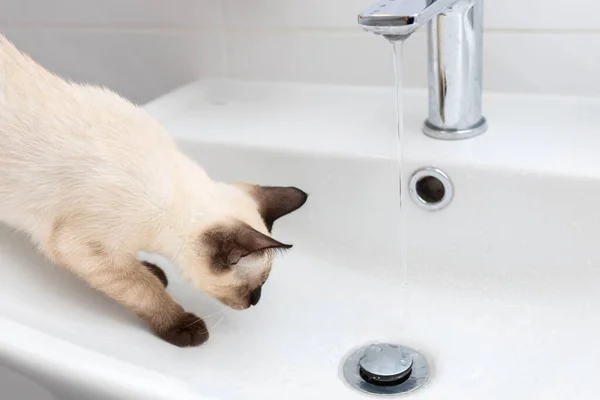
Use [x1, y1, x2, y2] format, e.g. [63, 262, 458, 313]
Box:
[359, 0, 487, 140]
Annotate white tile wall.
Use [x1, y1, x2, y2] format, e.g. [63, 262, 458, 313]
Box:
[0, 0, 221, 29]
[0, 0, 225, 103]
[224, 30, 600, 97]
[221, 0, 600, 31]
[3, 29, 225, 104]
[220, 0, 600, 97]
[1, 0, 599, 101]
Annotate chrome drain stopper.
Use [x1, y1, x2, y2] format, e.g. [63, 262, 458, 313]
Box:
[342, 343, 429, 396]
[359, 344, 413, 386]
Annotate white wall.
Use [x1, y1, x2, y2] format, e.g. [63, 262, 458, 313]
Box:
[0, 0, 226, 104]
[2, 0, 599, 102]
[220, 0, 600, 97]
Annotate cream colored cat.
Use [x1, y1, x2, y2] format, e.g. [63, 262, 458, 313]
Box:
[0, 35, 307, 346]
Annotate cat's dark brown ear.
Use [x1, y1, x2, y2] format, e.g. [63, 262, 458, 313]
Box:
[202, 222, 292, 271]
[251, 186, 308, 231]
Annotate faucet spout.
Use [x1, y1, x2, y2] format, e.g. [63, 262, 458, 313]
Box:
[359, 0, 488, 140]
[358, 0, 456, 41]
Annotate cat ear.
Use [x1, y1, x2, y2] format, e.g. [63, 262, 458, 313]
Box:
[203, 222, 292, 268]
[251, 186, 308, 231]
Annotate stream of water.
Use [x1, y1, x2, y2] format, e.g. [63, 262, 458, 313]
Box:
[391, 39, 408, 288]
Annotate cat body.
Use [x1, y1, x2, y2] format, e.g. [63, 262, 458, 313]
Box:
[0, 35, 306, 346]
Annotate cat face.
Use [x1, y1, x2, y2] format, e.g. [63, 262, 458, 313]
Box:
[186, 185, 307, 309]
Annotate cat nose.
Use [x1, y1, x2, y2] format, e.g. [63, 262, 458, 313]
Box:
[249, 286, 262, 306]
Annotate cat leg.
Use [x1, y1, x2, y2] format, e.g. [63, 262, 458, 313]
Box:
[67, 256, 207, 347]
[142, 261, 168, 288]
[44, 228, 208, 347]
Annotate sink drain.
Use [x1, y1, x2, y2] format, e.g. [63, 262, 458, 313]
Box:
[342, 343, 429, 396]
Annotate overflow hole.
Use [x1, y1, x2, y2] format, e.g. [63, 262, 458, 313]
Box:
[415, 176, 445, 204]
[408, 167, 453, 211]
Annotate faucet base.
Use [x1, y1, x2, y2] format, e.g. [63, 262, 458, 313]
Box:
[422, 117, 488, 140]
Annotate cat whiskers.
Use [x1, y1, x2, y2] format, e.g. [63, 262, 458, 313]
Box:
[186, 306, 229, 328]
[171, 239, 187, 266]
[208, 308, 229, 331]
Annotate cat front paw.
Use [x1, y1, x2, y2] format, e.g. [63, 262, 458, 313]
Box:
[158, 312, 209, 347]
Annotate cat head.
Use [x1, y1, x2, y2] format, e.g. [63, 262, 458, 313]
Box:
[183, 185, 307, 309]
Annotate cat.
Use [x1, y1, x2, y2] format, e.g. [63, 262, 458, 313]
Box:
[0, 35, 307, 347]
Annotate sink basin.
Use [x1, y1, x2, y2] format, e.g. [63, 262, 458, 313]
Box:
[2, 79, 600, 399]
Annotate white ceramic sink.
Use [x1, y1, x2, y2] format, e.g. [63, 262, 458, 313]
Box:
[2, 80, 600, 399]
